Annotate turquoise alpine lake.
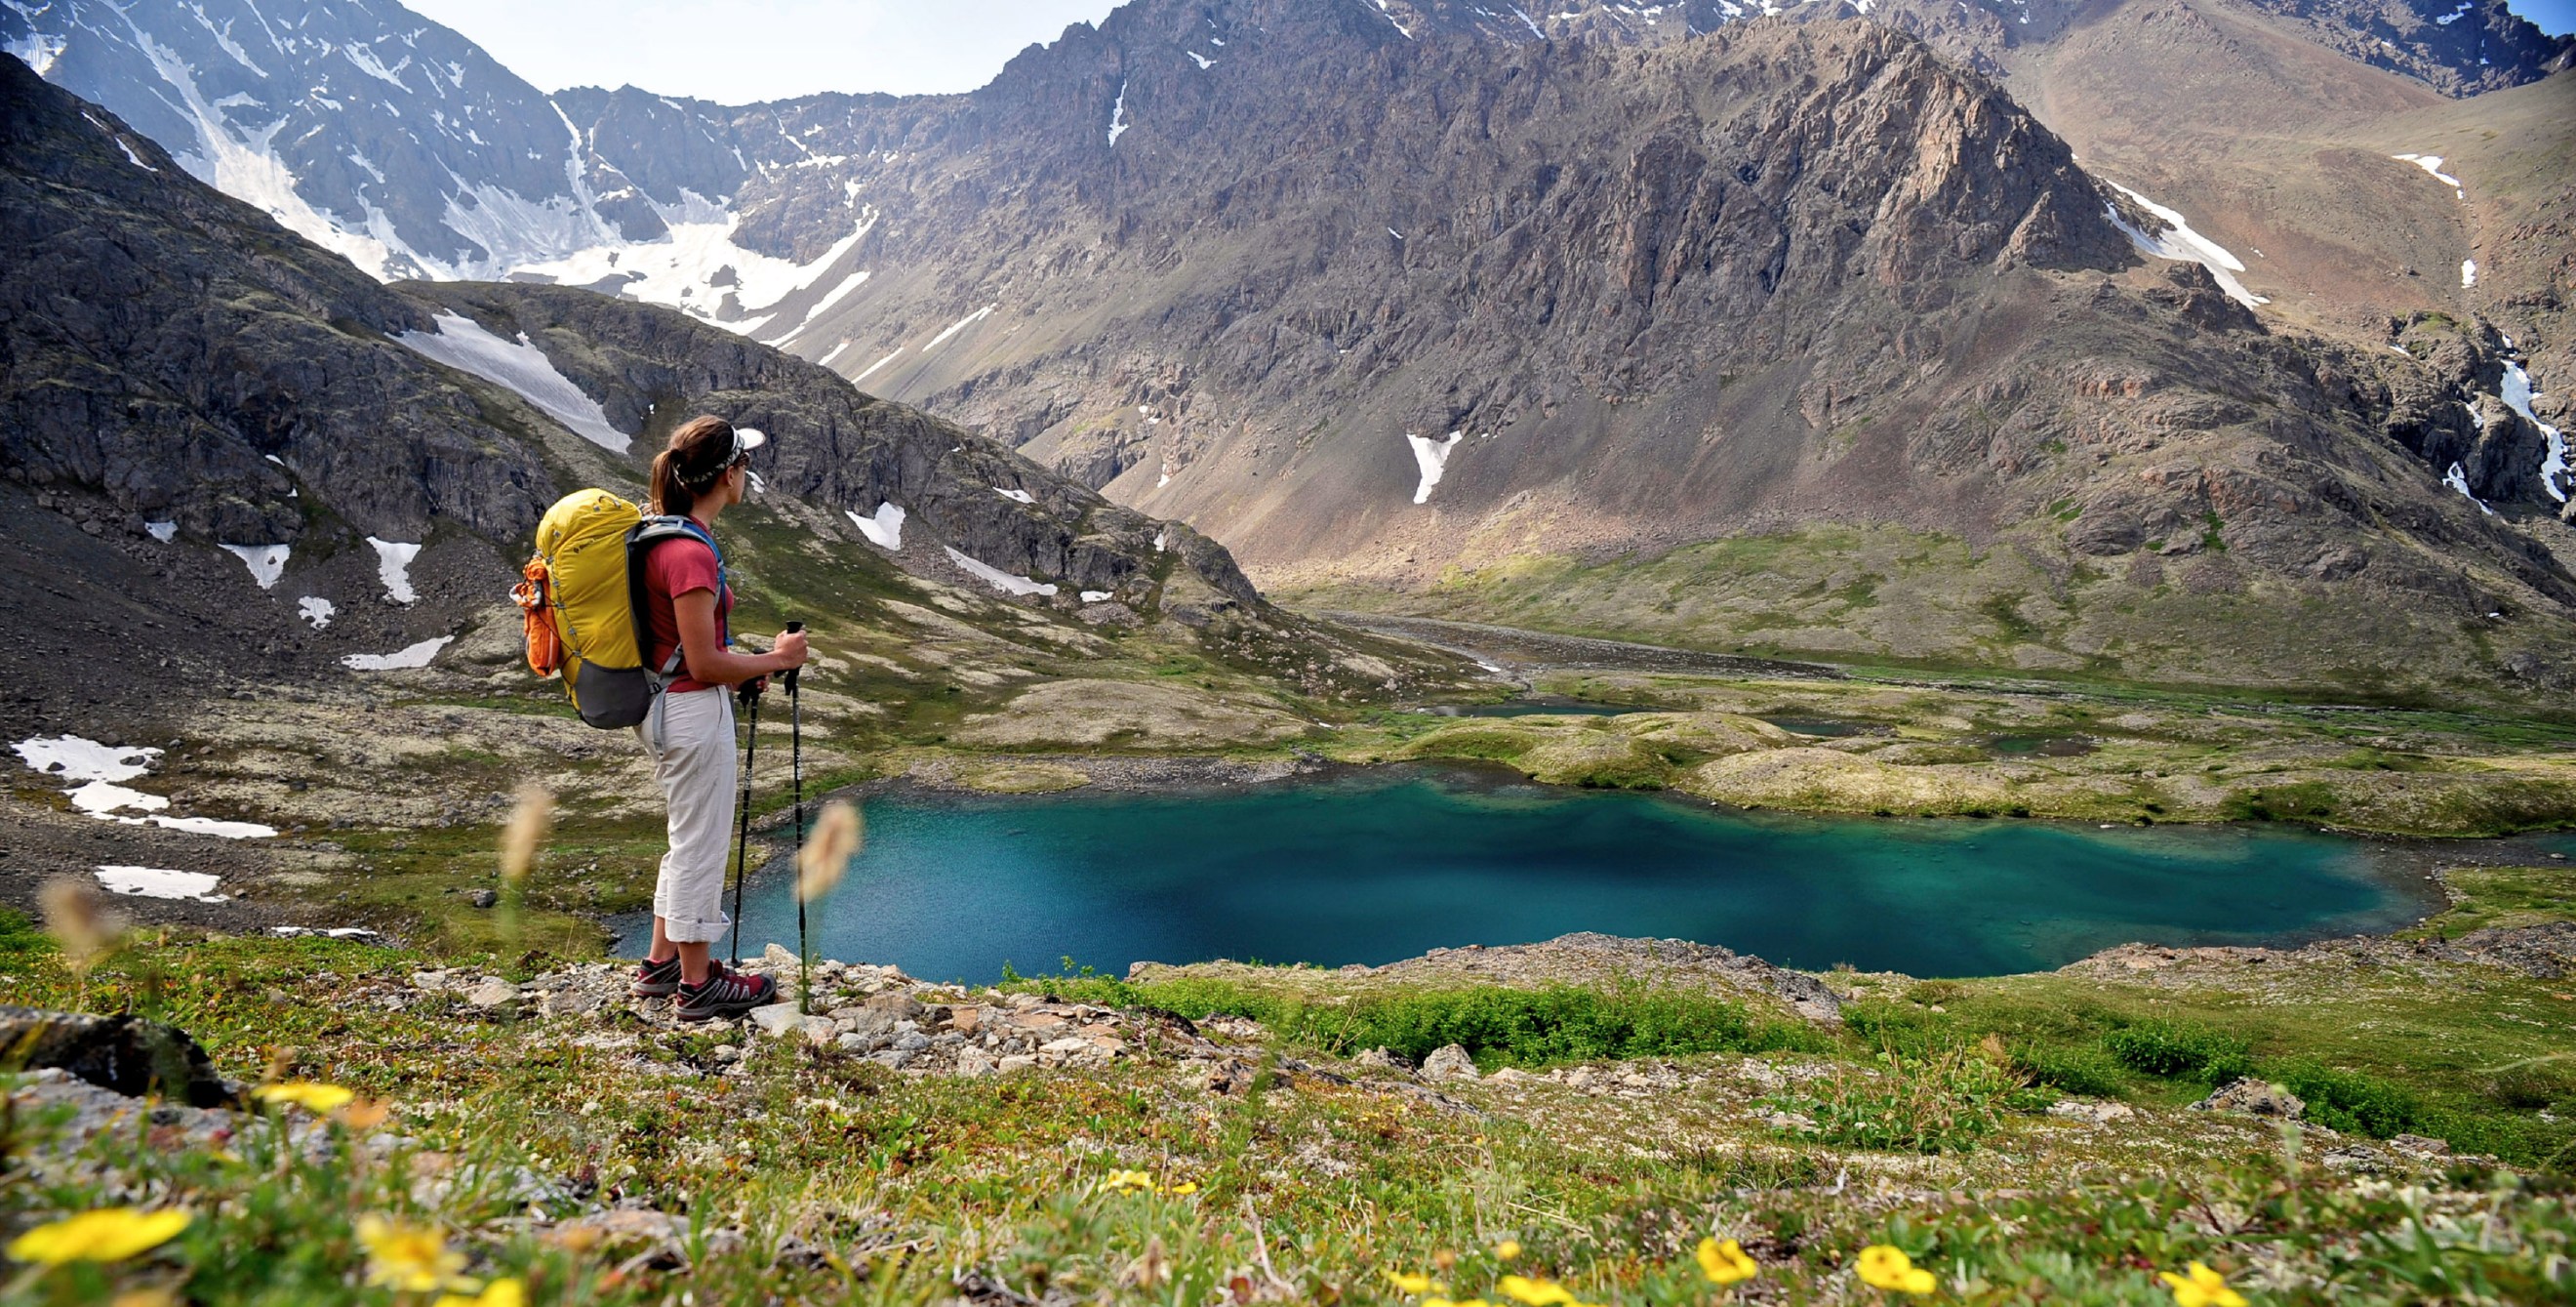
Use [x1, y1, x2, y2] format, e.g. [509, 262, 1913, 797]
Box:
[630, 764, 2435, 984]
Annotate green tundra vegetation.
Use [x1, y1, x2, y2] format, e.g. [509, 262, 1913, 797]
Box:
[3, 856, 2569, 1305]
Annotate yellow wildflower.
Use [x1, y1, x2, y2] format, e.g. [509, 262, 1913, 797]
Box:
[6, 1207, 189, 1265]
[1495, 1239, 1522, 1261]
[1385, 1268, 1439, 1294]
[1856, 1246, 1937, 1296]
[1097, 1169, 1156, 1194]
[1425, 1300, 1493, 1307]
[1497, 1274, 1577, 1306]
[1164, 1180, 1198, 1196]
[1697, 1237, 1758, 1286]
[255, 1082, 356, 1115]
[435, 1280, 527, 1307]
[2159, 1262, 2248, 1307]
[357, 1215, 468, 1292]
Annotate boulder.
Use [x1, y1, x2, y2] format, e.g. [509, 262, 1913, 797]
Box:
[1420, 1044, 1480, 1082]
[1355, 1046, 1413, 1072]
[2194, 1078, 2305, 1120]
[463, 978, 521, 1009]
[0, 1006, 238, 1108]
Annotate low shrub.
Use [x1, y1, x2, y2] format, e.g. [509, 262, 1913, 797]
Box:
[2268, 1059, 2428, 1138]
[2104, 1020, 2254, 1083]
[1765, 1046, 2048, 1155]
[2013, 1041, 2128, 1098]
[1008, 973, 1828, 1068]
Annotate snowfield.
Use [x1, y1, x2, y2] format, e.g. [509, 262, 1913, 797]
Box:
[367, 536, 423, 603]
[96, 866, 228, 902]
[846, 503, 906, 550]
[2102, 183, 2266, 310]
[1407, 431, 1464, 505]
[12, 735, 276, 839]
[944, 547, 1058, 597]
[395, 313, 629, 452]
[342, 636, 455, 671]
[221, 543, 290, 589]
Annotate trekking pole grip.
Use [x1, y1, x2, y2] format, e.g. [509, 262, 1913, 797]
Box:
[783, 620, 803, 691]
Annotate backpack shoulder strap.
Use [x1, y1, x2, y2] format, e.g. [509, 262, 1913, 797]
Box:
[626, 515, 714, 677]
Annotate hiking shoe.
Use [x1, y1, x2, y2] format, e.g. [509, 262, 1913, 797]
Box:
[630, 955, 683, 998]
[675, 968, 777, 1023]
[634, 957, 744, 999]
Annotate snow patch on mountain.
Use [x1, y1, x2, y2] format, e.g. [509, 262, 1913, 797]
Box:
[1107, 78, 1130, 145]
[394, 312, 629, 452]
[118, 15, 409, 278]
[2102, 182, 2266, 310]
[846, 503, 906, 550]
[2393, 152, 2465, 199]
[507, 204, 876, 342]
[343, 636, 453, 671]
[945, 547, 1057, 597]
[97, 866, 228, 901]
[2503, 361, 2566, 504]
[1407, 431, 1463, 505]
[5, 26, 65, 77]
[367, 537, 423, 603]
[924, 304, 997, 352]
[221, 543, 290, 589]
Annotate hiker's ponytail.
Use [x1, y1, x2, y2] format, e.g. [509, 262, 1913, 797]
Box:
[649, 415, 738, 517]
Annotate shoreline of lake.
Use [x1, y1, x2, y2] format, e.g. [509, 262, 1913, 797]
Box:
[668, 758, 2520, 983]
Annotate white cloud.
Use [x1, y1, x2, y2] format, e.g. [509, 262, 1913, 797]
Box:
[403, 0, 1123, 102]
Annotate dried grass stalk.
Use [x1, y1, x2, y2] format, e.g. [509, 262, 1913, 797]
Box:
[499, 781, 554, 883]
[797, 800, 863, 903]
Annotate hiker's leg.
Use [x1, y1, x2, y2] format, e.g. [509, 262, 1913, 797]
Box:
[646, 917, 676, 964]
[646, 688, 738, 981]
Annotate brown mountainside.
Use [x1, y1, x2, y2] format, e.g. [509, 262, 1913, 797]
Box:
[706, 4, 2576, 695]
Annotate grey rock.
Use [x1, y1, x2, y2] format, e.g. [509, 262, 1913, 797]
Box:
[1420, 1044, 1480, 1082]
[466, 889, 500, 910]
[746, 1003, 806, 1039]
[864, 990, 927, 1023]
[2194, 1078, 2306, 1120]
[1354, 1046, 1413, 1071]
[463, 978, 521, 1010]
[2047, 1099, 2136, 1124]
[892, 1032, 932, 1053]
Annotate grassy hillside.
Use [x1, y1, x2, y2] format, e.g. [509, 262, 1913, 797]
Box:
[2, 868, 2569, 1304]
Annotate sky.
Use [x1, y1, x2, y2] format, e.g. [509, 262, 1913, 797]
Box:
[401, 0, 1125, 102]
[408, 0, 2571, 104]
[2514, 0, 2576, 35]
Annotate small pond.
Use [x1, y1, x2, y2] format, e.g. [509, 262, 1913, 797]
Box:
[1422, 698, 1655, 718]
[1988, 734, 2100, 757]
[1761, 717, 1873, 738]
[623, 765, 2439, 984]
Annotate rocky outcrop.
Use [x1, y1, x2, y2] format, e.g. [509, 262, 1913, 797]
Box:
[0, 1006, 238, 1108]
[396, 281, 1258, 609]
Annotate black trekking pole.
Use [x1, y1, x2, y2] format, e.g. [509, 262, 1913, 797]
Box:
[784, 621, 808, 1009]
[726, 680, 762, 967]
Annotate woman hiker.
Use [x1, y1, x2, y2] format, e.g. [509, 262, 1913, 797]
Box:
[627, 415, 810, 1021]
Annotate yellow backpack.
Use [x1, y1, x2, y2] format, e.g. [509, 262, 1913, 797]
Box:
[516, 490, 715, 728]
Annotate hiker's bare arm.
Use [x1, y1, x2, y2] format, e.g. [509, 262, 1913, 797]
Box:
[673, 590, 808, 687]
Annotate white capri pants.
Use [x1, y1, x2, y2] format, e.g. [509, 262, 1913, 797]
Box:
[638, 685, 737, 943]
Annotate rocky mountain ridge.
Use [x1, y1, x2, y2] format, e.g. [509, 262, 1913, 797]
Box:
[0, 53, 1445, 732]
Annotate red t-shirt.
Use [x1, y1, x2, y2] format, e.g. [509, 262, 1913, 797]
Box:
[641, 534, 730, 695]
